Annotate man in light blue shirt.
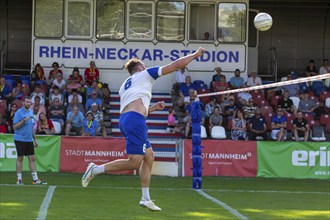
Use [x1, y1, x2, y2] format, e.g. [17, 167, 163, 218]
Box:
[65, 106, 84, 135]
[229, 69, 245, 89]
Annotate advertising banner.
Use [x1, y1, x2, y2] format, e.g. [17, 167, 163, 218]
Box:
[183, 140, 257, 177]
[0, 134, 60, 172]
[257, 142, 330, 179]
[60, 137, 133, 174]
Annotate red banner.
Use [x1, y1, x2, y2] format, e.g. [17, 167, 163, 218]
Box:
[60, 137, 133, 174]
[183, 140, 257, 177]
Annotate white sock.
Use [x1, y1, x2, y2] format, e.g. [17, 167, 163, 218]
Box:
[31, 172, 38, 181]
[91, 165, 105, 175]
[17, 173, 22, 180]
[142, 187, 151, 201]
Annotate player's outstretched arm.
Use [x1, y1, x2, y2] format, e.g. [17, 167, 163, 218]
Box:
[148, 101, 165, 115]
[161, 47, 205, 76]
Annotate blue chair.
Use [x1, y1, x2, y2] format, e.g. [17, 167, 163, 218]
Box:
[5, 79, 15, 88]
[193, 80, 206, 90]
[312, 81, 325, 96]
[299, 82, 309, 93]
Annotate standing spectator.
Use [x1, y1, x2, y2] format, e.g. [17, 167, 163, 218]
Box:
[0, 77, 12, 101]
[52, 73, 67, 95]
[84, 61, 100, 86]
[67, 95, 85, 114]
[213, 75, 229, 92]
[30, 63, 45, 86]
[305, 60, 318, 77]
[37, 112, 55, 135]
[65, 106, 84, 136]
[13, 96, 46, 185]
[30, 96, 46, 115]
[271, 107, 287, 141]
[298, 90, 318, 115]
[243, 98, 257, 121]
[6, 103, 17, 133]
[30, 84, 46, 105]
[209, 106, 223, 133]
[49, 98, 65, 128]
[85, 91, 103, 111]
[249, 108, 267, 140]
[49, 86, 65, 106]
[229, 69, 245, 89]
[231, 108, 247, 140]
[82, 112, 99, 136]
[91, 103, 106, 137]
[278, 90, 297, 115]
[246, 70, 262, 87]
[319, 59, 330, 75]
[211, 67, 225, 91]
[48, 62, 63, 84]
[174, 67, 190, 84]
[292, 111, 310, 142]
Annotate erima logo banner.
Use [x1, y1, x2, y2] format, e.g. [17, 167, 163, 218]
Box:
[0, 142, 17, 159]
[292, 146, 330, 167]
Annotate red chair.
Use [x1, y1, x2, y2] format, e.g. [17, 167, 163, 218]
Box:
[310, 96, 319, 103]
[251, 90, 264, 100]
[310, 120, 320, 127]
[197, 88, 210, 105]
[261, 105, 273, 116]
[264, 112, 274, 131]
[319, 91, 330, 103]
[326, 122, 330, 133]
[302, 113, 314, 123]
[320, 114, 330, 126]
[0, 100, 7, 116]
[254, 95, 266, 107]
[285, 113, 295, 131]
[270, 95, 281, 109]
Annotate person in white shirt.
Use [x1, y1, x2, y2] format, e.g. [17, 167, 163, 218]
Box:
[174, 67, 190, 83]
[319, 59, 330, 75]
[246, 70, 262, 87]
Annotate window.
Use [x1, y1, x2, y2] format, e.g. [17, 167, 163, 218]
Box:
[218, 3, 247, 43]
[66, 1, 92, 37]
[157, 2, 185, 41]
[248, 11, 258, 47]
[127, 2, 153, 40]
[35, 0, 63, 37]
[96, 0, 125, 39]
[189, 3, 215, 40]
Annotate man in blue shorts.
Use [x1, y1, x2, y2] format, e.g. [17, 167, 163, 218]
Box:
[13, 96, 47, 185]
[82, 47, 205, 211]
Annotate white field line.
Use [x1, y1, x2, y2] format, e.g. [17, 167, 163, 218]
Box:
[197, 189, 248, 220]
[1, 184, 329, 195]
[36, 186, 56, 220]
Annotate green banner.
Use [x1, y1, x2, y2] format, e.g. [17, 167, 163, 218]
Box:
[257, 141, 330, 179]
[0, 134, 61, 172]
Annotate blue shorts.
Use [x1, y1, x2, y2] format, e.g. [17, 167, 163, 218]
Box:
[119, 112, 151, 155]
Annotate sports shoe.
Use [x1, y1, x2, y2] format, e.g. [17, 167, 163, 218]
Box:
[82, 162, 96, 188]
[32, 179, 47, 185]
[139, 197, 162, 211]
[16, 179, 24, 185]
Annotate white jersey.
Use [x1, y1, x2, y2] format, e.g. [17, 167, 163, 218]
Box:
[119, 67, 162, 114]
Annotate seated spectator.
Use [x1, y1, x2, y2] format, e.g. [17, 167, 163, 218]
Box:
[5, 103, 17, 133]
[91, 103, 107, 137]
[271, 107, 287, 141]
[0, 77, 12, 101]
[85, 91, 103, 111]
[249, 108, 267, 140]
[68, 67, 84, 85]
[49, 86, 65, 106]
[231, 108, 247, 140]
[237, 89, 252, 106]
[65, 106, 84, 136]
[67, 95, 85, 114]
[243, 98, 257, 121]
[68, 89, 83, 104]
[204, 97, 221, 118]
[67, 75, 82, 94]
[31, 84, 45, 105]
[184, 88, 199, 105]
[319, 59, 330, 75]
[37, 112, 55, 135]
[179, 76, 197, 102]
[86, 81, 103, 98]
[213, 75, 229, 92]
[246, 70, 262, 87]
[292, 111, 310, 142]
[31, 63, 45, 86]
[278, 90, 297, 115]
[167, 108, 182, 134]
[48, 62, 63, 85]
[203, 32, 210, 40]
[298, 90, 318, 116]
[210, 67, 225, 91]
[281, 74, 300, 97]
[11, 80, 29, 100]
[84, 61, 100, 86]
[219, 91, 234, 111]
[51, 73, 67, 95]
[30, 96, 46, 115]
[49, 98, 65, 128]
[82, 111, 99, 136]
[184, 104, 205, 138]
[174, 67, 190, 84]
[32, 105, 41, 133]
[224, 98, 237, 126]
[209, 106, 223, 133]
[305, 60, 318, 77]
[229, 69, 245, 89]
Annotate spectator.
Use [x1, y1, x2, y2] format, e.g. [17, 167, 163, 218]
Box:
[30, 84, 46, 105]
[209, 106, 223, 133]
[298, 91, 318, 115]
[319, 59, 330, 75]
[243, 98, 257, 121]
[67, 95, 85, 114]
[219, 91, 234, 111]
[86, 81, 103, 98]
[65, 106, 84, 136]
[48, 62, 63, 84]
[5, 103, 17, 133]
[237, 89, 252, 106]
[37, 112, 55, 135]
[231, 108, 247, 140]
[203, 32, 210, 40]
[85, 91, 103, 111]
[91, 103, 107, 137]
[174, 67, 190, 84]
[32, 104, 41, 133]
[68, 67, 84, 85]
[249, 108, 267, 140]
[246, 70, 262, 87]
[213, 75, 229, 92]
[167, 108, 182, 134]
[30, 96, 46, 115]
[292, 111, 310, 142]
[229, 69, 245, 89]
[68, 89, 83, 104]
[281, 74, 300, 97]
[184, 88, 199, 105]
[224, 97, 237, 125]
[67, 75, 82, 94]
[51, 73, 67, 95]
[204, 97, 221, 118]
[0, 77, 12, 101]
[12, 80, 29, 100]
[184, 104, 205, 138]
[84, 61, 100, 86]
[31, 63, 45, 86]
[179, 76, 197, 100]
[82, 112, 99, 136]
[49, 98, 65, 128]
[278, 90, 297, 115]
[271, 107, 287, 141]
[49, 86, 65, 106]
[305, 60, 318, 77]
[211, 67, 224, 91]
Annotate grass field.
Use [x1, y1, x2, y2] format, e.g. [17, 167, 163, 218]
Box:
[0, 172, 329, 220]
